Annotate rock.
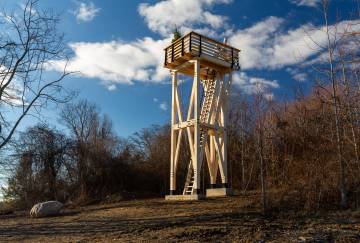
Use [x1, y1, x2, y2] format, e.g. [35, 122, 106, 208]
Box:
[30, 201, 63, 218]
[298, 236, 308, 241]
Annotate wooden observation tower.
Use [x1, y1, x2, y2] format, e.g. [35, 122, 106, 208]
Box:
[164, 32, 240, 200]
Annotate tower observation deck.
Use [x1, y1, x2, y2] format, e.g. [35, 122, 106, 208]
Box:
[164, 31, 240, 76]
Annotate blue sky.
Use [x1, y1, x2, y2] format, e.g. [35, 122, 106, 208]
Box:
[3, 0, 359, 137]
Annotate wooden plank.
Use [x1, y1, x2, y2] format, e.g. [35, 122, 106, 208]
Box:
[172, 119, 196, 130]
[213, 78, 223, 128]
[193, 59, 201, 191]
[175, 85, 183, 123]
[209, 135, 218, 184]
[174, 129, 183, 172]
[186, 127, 196, 165]
[174, 61, 193, 72]
[170, 71, 177, 191]
[214, 133, 226, 183]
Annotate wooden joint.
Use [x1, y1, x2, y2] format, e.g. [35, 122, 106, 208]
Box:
[189, 32, 192, 52]
[199, 35, 202, 57]
[181, 38, 184, 56]
[173, 119, 196, 130]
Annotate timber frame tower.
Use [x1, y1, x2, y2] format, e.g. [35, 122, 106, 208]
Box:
[164, 32, 240, 200]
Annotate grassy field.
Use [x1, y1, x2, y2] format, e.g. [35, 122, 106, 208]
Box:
[0, 194, 360, 242]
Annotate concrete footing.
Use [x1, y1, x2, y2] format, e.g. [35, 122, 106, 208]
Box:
[165, 194, 205, 201]
[165, 188, 233, 200]
[206, 188, 233, 197]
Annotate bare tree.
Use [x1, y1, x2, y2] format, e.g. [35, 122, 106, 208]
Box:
[252, 86, 272, 214]
[59, 99, 98, 199]
[228, 96, 254, 194]
[321, 0, 347, 207]
[0, 0, 72, 150]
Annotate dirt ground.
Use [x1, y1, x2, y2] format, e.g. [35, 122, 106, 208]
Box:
[0, 194, 359, 242]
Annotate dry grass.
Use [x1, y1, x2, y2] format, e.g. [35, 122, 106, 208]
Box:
[0, 193, 359, 242]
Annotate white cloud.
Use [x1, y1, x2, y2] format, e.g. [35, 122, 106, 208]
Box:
[286, 68, 308, 82]
[229, 17, 360, 70]
[293, 73, 307, 82]
[153, 98, 168, 110]
[138, 0, 232, 36]
[107, 84, 117, 91]
[74, 2, 100, 23]
[47, 37, 171, 87]
[159, 102, 168, 111]
[289, 0, 321, 7]
[229, 16, 285, 70]
[233, 72, 279, 95]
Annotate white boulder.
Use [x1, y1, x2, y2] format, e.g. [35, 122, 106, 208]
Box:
[30, 201, 63, 218]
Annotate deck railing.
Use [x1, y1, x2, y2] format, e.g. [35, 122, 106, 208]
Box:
[164, 32, 240, 70]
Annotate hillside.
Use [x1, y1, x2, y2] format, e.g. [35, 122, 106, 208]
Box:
[0, 194, 360, 242]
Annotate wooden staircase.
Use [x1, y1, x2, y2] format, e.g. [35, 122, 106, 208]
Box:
[183, 161, 194, 195]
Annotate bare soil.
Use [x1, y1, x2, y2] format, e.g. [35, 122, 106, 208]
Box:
[0, 194, 359, 242]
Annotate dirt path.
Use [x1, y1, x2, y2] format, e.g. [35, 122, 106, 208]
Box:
[0, 195, 359, 242]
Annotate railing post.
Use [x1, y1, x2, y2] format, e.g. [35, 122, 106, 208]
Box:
[181, 38, 184, 56]
[189, 33, 192, 52]
[164, 48, 167, 66]
[231, 48, 234, 68]
[199, 35, 202, 57]
[171, 43, 174, 62]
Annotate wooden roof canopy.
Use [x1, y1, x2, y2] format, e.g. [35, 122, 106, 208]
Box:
[164, 31, 240, 76]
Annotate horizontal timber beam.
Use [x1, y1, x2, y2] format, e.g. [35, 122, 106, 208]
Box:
[172, 119, 196, 130]
[172, 120, 225, 133]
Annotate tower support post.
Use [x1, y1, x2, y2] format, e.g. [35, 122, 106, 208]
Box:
[170, 70, 177, 195]
[192, 59, 201, 194]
